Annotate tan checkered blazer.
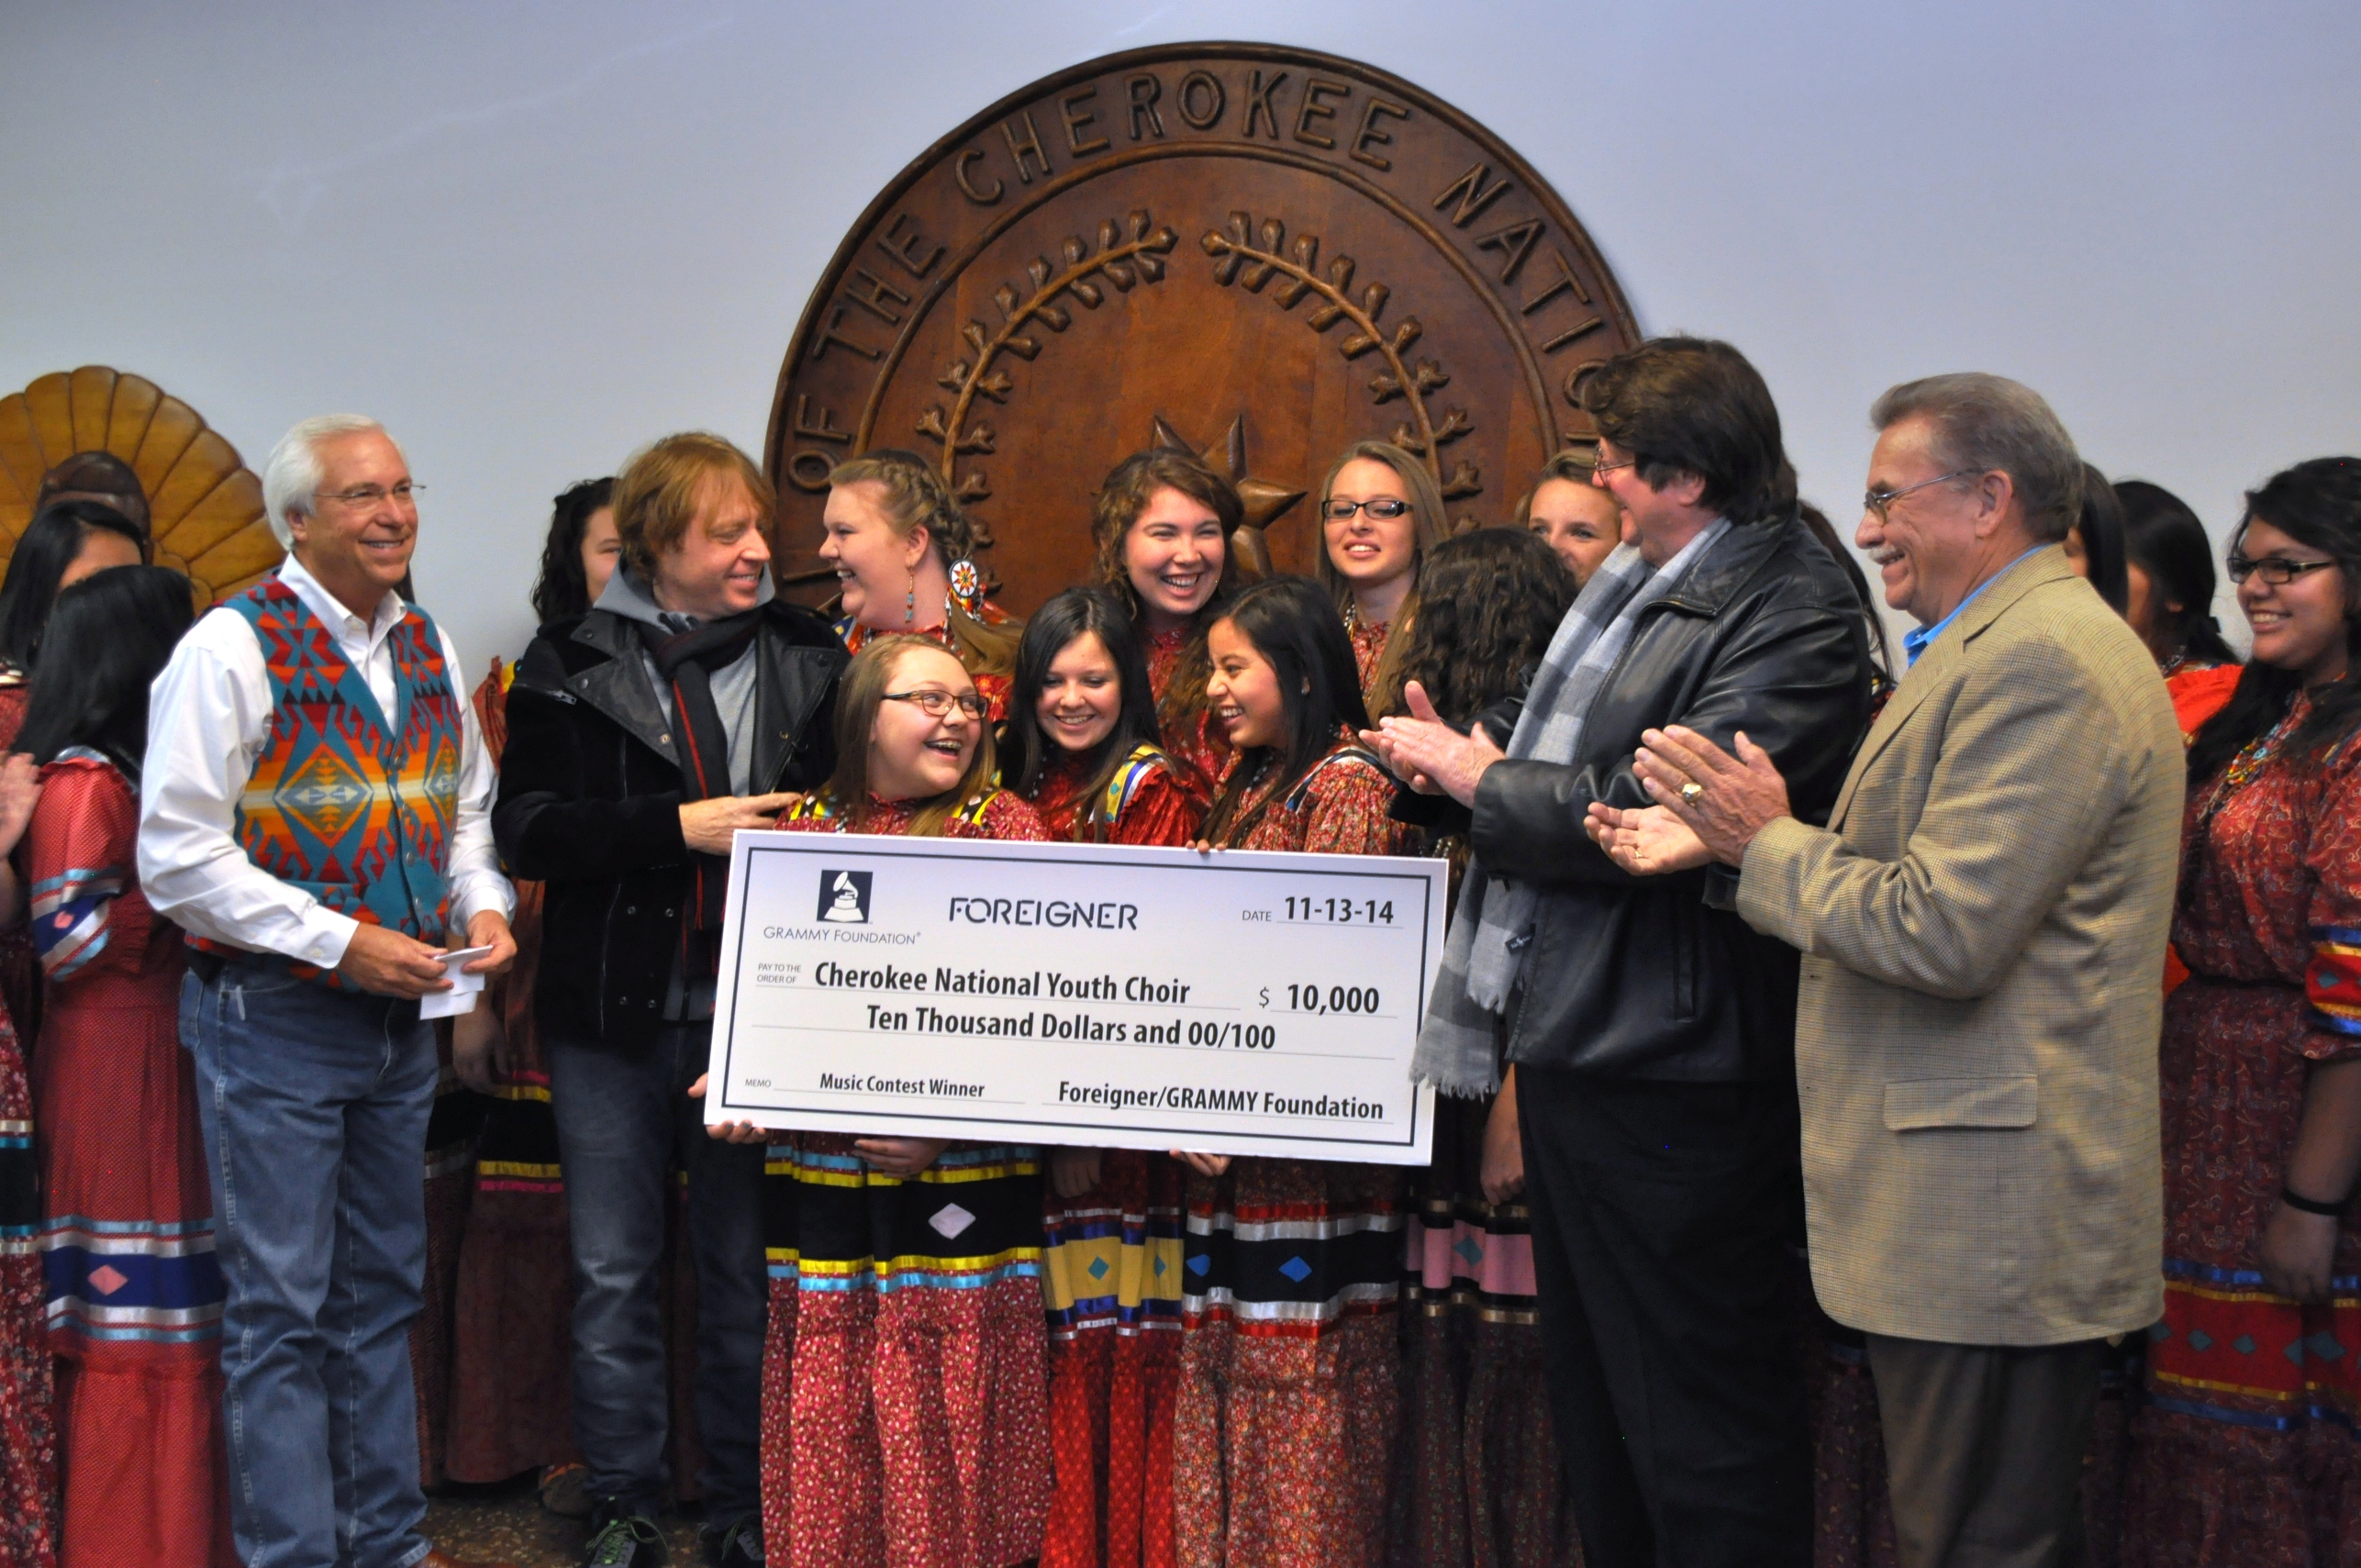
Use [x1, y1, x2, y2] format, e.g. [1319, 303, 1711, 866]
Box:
[1738, 546, 2182, 1345]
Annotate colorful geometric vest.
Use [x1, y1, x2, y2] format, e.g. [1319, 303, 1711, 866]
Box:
[186, 577, 466, 985]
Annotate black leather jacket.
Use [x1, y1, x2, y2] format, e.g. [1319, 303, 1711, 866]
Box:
[1473, 511, 1874, 1080]
[492, 601, 847, 1051]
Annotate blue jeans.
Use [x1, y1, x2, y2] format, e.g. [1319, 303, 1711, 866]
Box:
[182, 962, 438, 1568]
[547, 1024, 766, 1524]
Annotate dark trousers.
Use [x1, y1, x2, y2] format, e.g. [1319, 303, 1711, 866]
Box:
[1518, 1067, 1812, 1568]
[1865, 1333, 2106, 1568]
[547, 1023, 767, 1525]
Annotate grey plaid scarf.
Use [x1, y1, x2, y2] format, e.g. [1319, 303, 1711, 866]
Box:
[1411, 520, 1732, 1097]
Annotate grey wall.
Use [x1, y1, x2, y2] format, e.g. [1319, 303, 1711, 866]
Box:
[5, 0, 2355, 663]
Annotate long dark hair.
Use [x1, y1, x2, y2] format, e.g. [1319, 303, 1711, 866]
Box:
[1384, 528, 1576, 722]
[2188, 457, 2361, 785]
[529, 476, 616, 624]
[0, 501, 150, 673]
[18, 566, 196, 778]
[2117, 480, 2238, 668]
[1000, 588, 1164, 810]
[2073, 462, 2131, 615]
[1202, 575, 1371, 844]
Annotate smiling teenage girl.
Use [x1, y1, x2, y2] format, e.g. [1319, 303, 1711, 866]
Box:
[994, 588, 1205, 1567]
[1318, 442, 1448, 717]
[1173, 575, 1409, 1568]
[1090, 448, 1245, 787]
[819, 450, 1022, 720]
[751, 636, 1050, 1568]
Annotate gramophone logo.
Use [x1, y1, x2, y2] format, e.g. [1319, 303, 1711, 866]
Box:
[819, 869, 873, 924]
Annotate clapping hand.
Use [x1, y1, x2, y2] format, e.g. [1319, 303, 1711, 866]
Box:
[1626, 726, 1792, 865]
[1362, 682, 1503, 807]
[1585, 802, 1713, 876]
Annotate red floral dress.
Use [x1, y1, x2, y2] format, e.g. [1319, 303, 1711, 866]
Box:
[1022, 746, 1207, 851]
[0, 673, 50, 1568]
[29, 752, 234, 1567]
[2122, 697, 2361, 1567]
[761, 788, 1055, 1568]
[1143, 627, 1229, 795]
[838, 604, 1017, 724]
[1175, 739, 1409, 1568]
[0, 966, 49, 1568]
[1013, 748, 1204, 1568]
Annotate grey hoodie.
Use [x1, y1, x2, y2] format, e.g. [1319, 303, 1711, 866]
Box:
[592, 564, 774, 797]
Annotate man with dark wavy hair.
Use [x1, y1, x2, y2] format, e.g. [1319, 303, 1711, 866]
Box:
[1373, 336, 1874, 1568]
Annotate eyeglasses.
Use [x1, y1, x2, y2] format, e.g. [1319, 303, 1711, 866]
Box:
[1863, 470, 1977, 524]
[1589, 451, 1636, 480]
[884, 688, 987, 720]
[314, 483, 423, 508]
[2227, 554, 2340, 586]
[1321, 497, 1412, 521]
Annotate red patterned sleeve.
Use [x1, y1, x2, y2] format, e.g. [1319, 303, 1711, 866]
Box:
[976, 792, 1052, 843]
[27, 761, 142, 984]
[2301, 743, 2361, 1051]
[473, 659, 510, 767]
[1299, 761, 1409, 858]
[1109, 763, 1207, 849]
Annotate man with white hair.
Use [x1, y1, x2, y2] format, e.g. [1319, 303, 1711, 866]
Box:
[139, 415, 517, 1568]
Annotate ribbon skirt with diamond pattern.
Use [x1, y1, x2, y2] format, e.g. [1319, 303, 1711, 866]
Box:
[760, 1133, 1051, 1568]
[1172, 1157, 1405, 1568]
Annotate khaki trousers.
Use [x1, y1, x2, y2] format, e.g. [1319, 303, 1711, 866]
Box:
[1865, 1333, 2108, 1568]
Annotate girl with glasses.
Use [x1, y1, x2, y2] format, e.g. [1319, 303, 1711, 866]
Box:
[756, 634, 1052, 1567]
[2123, 456, 2361, 1568]
[1317, 442, 1449, 716]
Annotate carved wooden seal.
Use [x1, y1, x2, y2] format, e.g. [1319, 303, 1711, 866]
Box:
[764, 41, 1640, 610]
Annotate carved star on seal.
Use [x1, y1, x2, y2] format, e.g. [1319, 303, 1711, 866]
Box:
[1149, 413, 1306, 535]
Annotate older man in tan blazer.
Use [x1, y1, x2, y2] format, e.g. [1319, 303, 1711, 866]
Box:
[1588, 373, 2183, 1568]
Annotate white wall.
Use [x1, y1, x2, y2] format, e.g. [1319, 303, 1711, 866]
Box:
[5, 0, 2355, 664]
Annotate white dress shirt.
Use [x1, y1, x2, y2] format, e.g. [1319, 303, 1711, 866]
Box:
[138, 555, 513, 967]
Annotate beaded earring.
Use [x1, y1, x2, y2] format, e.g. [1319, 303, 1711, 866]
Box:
[905, 566, 917, 626]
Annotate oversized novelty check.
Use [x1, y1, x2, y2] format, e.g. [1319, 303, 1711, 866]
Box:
[707, 830, 1444, 1163]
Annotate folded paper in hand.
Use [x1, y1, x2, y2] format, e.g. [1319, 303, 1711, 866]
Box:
[419, 945, 494, 1019]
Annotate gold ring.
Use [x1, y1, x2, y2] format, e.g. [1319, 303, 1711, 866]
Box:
[1679, 781, 1705, 806]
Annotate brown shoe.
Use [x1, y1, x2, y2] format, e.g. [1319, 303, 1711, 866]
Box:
[422, 1550, 519, 1568]
[539, 1461, 594, 1519]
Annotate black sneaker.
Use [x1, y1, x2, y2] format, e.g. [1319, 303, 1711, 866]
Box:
[702, 1516, 763, 1567]
[581, 1512, 668, 1567]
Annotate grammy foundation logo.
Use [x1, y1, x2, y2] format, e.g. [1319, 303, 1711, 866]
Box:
[819, 869, 874, 924]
